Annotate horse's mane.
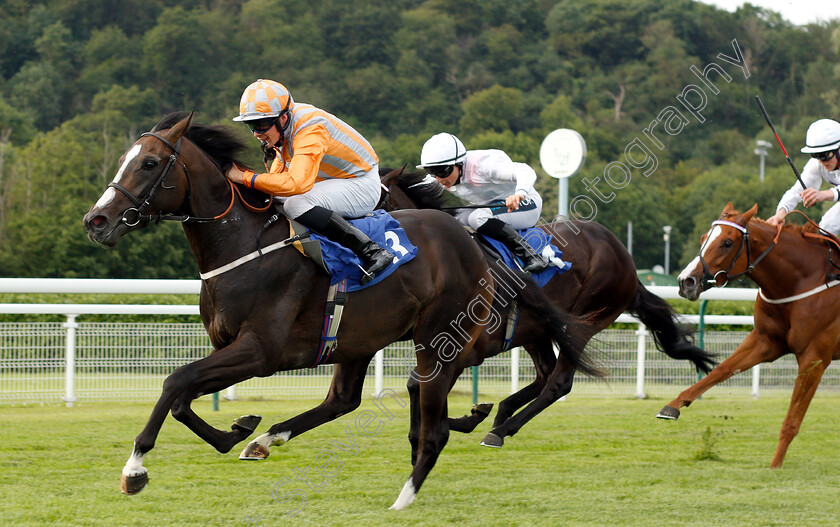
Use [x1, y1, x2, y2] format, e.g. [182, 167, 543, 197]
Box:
[748, 215, 821, 236]
[382, 168, 447, 209]
[152, 112, 272, 205]
[153, 112, 248, 171]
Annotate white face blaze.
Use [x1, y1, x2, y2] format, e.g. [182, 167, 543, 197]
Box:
[678, 225, 723, 281]
[94, 143, 143, 209]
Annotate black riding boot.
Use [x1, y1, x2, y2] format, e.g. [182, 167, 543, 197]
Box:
[296, 206, 394, 284]
[478, 218, 550, 274]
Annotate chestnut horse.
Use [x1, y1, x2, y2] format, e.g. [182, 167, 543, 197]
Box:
[83, 112, 597, 509]
[660, 202, 840, 467]
[380, 169, 715, 447]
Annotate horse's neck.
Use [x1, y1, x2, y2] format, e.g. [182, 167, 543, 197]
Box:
[748, 222, 829, 296]
[179, 143, 286, 277]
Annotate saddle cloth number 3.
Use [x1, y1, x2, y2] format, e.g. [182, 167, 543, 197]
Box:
[384, 230, 409, 263]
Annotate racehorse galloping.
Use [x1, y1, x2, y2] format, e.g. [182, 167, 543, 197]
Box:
[381, 169, 716, 447]
[82, 112, 595, 509]
[660, 202, 840, 467]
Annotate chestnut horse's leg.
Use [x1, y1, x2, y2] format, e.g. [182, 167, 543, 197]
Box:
[657, 330, 785, 419]
[122, 333, 270, 494]
[481, 355, 575, 448]
[770, 348, 829, 467]
[238, 358, 373, 460]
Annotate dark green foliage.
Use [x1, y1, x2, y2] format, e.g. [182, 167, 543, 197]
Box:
[0, 0, 837, 277]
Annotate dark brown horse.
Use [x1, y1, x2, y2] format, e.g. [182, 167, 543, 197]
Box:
[380, 169, 716, 447]
[82, 112, 597, 509]
[660, 202, 840, 467]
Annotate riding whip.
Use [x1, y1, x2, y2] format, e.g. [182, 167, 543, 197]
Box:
[754, 95, 806, 189]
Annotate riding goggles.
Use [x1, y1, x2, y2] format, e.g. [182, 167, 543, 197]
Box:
[811, 150, 837, 162]
[246, 117, 278, 134]
[424, 165, 455, 179]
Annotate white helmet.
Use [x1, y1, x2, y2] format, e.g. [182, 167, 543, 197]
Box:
[801, 119, 840, 153]
[416, 133, 466, 168]
[232, 79, 293, 122]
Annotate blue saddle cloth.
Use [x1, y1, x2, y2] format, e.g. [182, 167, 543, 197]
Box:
[479, 227, 572, 287]
[310, 210, 418, 292]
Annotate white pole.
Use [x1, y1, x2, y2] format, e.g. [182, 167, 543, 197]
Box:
[635, 324, 648, 399]
[225, 386, 237, 401]
[751, 364, 760, 399]
[510, 347, 520, 395]
[374, 349, 384, 396]
[63, 314, 78, 407]
[558, 178, 568, 217]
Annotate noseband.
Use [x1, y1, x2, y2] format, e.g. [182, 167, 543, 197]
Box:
[699, 219, 779, 287]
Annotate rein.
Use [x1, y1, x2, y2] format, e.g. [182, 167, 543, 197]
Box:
[109, 131, 271, 226]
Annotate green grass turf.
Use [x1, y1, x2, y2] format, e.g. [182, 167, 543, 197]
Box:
[1, 393, 839, 526]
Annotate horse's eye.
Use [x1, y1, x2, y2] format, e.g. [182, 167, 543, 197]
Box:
[142, 160, 158, 170]
[721, 239, 734, 248]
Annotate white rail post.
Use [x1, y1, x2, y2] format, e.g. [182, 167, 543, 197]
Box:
[225, 386, 237, 401]
[374, 349, 384, 396]
[62, 314, 78, 407]
[510, 346, 520, 395]
[751, 364, 761, 399]
[635, 323, 648, 399]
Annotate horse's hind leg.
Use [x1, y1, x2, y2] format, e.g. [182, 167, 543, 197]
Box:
[123, 335, 270, 494]
[482, 355, 575, 448]
[239, 358, 372, 460]
[770, 347, 829, 467]
[491, 339, 556, 429]
[657, 330, 784, 420]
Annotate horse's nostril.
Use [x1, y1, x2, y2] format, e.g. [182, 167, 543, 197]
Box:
[89, 215, 107, 229]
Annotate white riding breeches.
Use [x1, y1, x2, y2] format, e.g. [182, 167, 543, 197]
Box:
[455, 191, 543, 230]
[283, 166, 382, 219]
[819, 202, 840, 235]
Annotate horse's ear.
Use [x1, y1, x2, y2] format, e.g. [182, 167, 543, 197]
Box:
[722, 202, 735, 215]
[168, 110, 194, 140]
[742, 203, 759, 222]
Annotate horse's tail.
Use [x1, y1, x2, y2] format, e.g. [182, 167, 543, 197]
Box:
[627, 280, 717, 373]
[513, 272, 604, 378]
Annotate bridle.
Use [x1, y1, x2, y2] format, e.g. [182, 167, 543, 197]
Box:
[108, 131, 269, 226]
[698, 219, 781, 288]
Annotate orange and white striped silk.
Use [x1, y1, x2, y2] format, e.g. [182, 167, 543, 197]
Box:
[244, 103, 378, 196]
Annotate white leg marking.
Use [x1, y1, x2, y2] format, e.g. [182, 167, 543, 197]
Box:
[389, 478, 417, 510]
[95, 144, 142, 208]
[270, 431, 292, 446]
[121, 444, 147, 477]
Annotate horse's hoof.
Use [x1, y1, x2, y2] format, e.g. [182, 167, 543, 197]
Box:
[239, 442, 270, 460]
[480, 432, 504, 448]
[232, 414, 262, 434]
[656, 406, 681, 420]
[120, 471, 148, 495]
[471, 402, 494, 418]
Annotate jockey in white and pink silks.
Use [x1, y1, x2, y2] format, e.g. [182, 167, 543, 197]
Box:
[416, 132, 549, 273]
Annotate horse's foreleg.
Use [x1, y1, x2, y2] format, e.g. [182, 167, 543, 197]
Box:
[239, 358, 372, 460]
[770, 348, 829, 468]
[390, 360, 452, 510]
[482, 356, 575, 448]
[657, 330, 785, 420]
[122, 335, 269, 494]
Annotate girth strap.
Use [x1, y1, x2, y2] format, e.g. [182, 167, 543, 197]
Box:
[314, 278, 349, 366]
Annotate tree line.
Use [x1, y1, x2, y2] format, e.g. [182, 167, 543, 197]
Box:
[0, 0, 838, 278]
